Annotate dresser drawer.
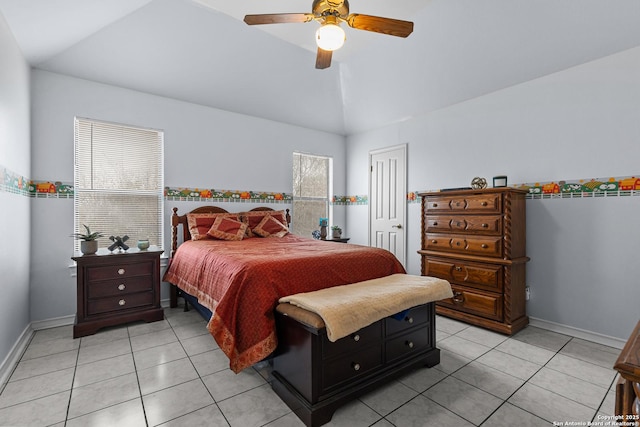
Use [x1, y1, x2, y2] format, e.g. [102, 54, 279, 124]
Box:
[87, 292, 154, 316]
[323, 321, 382, 360]
[423, 258, 503, 292]
[438, 286, 503, 321]
[87, 261, 154, 281]
[425, 233, 502, 257]
[322, 344, 383, 391]
[425, 215, 502, 235]
[386, 326, 432, 363]
[385, 304, 431, 336]
[425, 193, 502, 214]
[87, 275, 153, 299]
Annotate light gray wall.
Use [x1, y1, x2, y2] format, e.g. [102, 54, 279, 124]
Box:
[0, 12, 31, 368]
[346, 46, 640, 341]
[29, 69, 346, 321]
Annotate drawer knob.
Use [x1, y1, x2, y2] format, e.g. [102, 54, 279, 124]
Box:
[481, 244, 488, 249]
[406, 341, 414, 349]
[118, 284, 126, 291]
[452, 292, 464, 304]
[454, 266, 462, 272]
[352, 362, 361, 371]
[432, 203, 438, 208]
[432, 222, 438, 226]
[405, 317, 414, 324]
[481, 223, 488, 228]
[481, 201, 488, 206]
[118, 299, 126, 306]
[352, 334, 360, 342]
[118, 268, 125, 275]
[431, 240, 437, 244]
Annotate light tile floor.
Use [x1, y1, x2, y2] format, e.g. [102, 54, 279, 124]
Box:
[0, 306, 621, 427]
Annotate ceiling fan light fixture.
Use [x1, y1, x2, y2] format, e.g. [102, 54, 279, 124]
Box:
[316, 22, 346, 51]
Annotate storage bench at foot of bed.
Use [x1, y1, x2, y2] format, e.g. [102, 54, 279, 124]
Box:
[272, 302, 440, 427]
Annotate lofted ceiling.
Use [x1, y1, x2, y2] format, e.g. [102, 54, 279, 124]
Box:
[2, 0, 640, 136]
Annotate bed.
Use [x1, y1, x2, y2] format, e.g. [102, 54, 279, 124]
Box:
[163, 205, 448, 426]
[163, 205, 407, 372]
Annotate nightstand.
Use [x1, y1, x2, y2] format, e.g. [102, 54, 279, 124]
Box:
[324, 237, 350, 243]
[72, 248, 164, 338]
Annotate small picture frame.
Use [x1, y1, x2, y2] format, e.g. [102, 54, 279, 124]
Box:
[493, 176, 508, 188]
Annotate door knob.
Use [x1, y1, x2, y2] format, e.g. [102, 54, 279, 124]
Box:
[392, 224, 402, 229]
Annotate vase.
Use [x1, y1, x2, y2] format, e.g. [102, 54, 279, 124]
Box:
[137, 239, 150, 250]
[80, 240, 98, 255]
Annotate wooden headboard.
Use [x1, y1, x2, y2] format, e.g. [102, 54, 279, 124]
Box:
[170, 206, 291, 256]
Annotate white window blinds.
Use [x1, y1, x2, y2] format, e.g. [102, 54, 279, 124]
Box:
[74, 118, 164, 253]
[292, 152, 332, 238]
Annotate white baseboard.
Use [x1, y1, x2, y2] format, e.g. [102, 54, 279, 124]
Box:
[0, 324, 33, 390]
[529, 317, 627, 350]
[30, 314, 75, 331]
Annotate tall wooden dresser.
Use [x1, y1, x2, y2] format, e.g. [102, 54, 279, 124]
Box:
[419, 188, 529, 335]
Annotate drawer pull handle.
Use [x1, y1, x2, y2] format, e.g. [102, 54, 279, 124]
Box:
[431, 240, 437, 244]
[406, 341, 414, 349]
[118, 299, 126, 306]
[454, 266, 462, 272]
[118, 284, 126, 291]
[352, 362, 361, 371]
[353, 334, 360, 342]
[481, 223, 488, 228]
[405, 317, 414, 324]
[481, 244, 488, 249]
[452, 292, 464, 304]
[118, 268, 125, 275]
[481, 201, 488, 206]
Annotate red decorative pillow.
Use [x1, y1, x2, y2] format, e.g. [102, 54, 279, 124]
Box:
[240, 210, 288, 237]
[207, 216, 247, 241]
[252, 214, 289, 238]
[187, 213, 238, 240]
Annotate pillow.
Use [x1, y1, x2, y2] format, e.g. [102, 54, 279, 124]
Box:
[241, 210, 289, 237]
[207, 216, 247, 241]
[187, 213, 238, 240]
[252, 214, 289, 238]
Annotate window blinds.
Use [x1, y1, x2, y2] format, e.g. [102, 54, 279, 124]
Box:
[292, 152, 332, 237]
[74, 118, 164, 253]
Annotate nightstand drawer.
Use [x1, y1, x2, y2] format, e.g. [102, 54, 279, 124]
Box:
[87, 261, 154, 281]
[87, 276, 154, 299]
[87, 292, 154, 316]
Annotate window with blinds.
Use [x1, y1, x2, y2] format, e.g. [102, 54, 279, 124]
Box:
[74, 118, 164, 253]
[292, 152, 332, 238]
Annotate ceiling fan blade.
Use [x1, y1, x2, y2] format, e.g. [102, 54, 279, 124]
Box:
[244, 13, 314, 25]
[346, 14, 414, 38]
[315, 48, 332, 69]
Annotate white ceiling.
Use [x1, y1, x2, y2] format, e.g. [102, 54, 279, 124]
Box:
[2, 0, 640, 136]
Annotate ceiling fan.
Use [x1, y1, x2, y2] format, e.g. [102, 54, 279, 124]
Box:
[244, 0, 414, 69]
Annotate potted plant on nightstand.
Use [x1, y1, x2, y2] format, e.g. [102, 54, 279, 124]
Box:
[331, 225, 342, 239]
[71, 225, 104, 255]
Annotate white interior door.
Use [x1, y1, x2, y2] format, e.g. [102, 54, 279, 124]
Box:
[369, 144, 407, 266]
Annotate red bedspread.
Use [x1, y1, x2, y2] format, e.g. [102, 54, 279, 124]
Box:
[163, 234, 405, 372]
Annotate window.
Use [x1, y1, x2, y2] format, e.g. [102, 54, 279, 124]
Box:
[292, 152, 332, 238]
[74, 118, 164, 253]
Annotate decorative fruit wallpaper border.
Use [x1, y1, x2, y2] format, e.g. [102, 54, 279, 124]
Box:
[2, 164, 637, 204]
